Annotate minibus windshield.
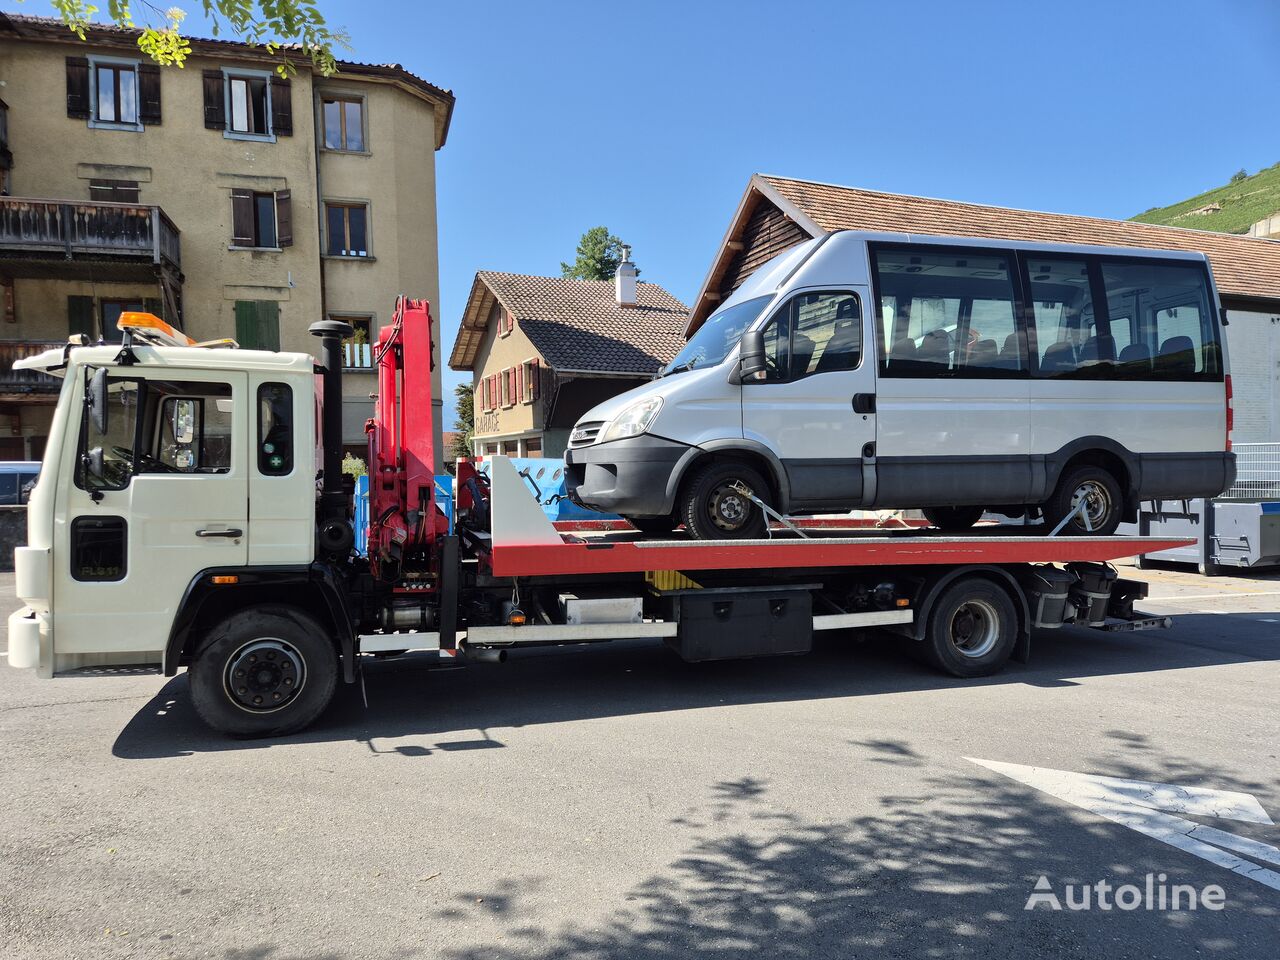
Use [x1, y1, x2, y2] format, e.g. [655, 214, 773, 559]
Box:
[662, 296, 773, 375]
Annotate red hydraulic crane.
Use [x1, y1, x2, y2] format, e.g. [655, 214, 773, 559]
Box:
[365, 296, 449, 579]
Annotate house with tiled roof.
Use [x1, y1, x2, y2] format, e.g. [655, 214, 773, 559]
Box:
[449, 257, 688, 457]
[693, 174, 1280, 442]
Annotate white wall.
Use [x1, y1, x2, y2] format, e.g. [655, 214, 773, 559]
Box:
[1224, 308, 1280, 443]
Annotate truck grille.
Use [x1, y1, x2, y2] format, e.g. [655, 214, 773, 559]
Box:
[569, 421, 605, 448]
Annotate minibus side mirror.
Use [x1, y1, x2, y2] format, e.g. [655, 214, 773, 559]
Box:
[88, 368, 109, 436]
[739, 329, 767, 381]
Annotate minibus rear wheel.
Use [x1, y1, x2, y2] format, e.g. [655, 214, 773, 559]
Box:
[1041, 465, 1122, 536]
[922, 506, 985, 531]
[680, 461, 770, 540]
[189, 604, 339, 737]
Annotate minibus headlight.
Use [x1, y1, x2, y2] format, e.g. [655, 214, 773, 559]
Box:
[600, 397, 663, 443]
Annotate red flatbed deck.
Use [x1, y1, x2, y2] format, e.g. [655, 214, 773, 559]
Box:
[486, 459, 1192, 578]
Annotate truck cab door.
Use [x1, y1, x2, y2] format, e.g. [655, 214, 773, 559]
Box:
[740, 288, 877, 512]
[51, 368, 249, 672]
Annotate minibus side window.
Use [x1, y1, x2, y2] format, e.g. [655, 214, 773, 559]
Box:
[873, 246, 1021, 377]
[1101, 261, 1220, 380]
[757, 292, 861, 381]
[1028, 258, 1098, 378]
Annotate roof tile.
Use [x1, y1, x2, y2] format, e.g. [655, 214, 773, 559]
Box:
[453, 272, 689, 374]
[761, 175, 1280, 303]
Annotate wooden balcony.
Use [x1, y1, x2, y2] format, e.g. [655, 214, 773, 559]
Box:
[0, 339, 64, 403]
[0, 196, 181, 279]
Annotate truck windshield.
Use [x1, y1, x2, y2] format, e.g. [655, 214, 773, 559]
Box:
[661, 295, 773, 375]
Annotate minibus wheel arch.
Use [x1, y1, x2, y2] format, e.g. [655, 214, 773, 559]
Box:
[671, 445, 787, 515]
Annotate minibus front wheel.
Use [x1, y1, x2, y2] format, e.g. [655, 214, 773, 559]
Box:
[679, 461, 770, 540]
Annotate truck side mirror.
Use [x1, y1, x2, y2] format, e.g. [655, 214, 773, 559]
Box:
[84, 446, 105, 482]
[88, 368, 109, 435]
[739, 329, 767, 381]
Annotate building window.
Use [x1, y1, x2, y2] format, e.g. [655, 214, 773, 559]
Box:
[67, 57, 160, 127]
[322, 96, 365, 151]
[231, 189, 292, 249]
[338, 315, 374, 369]
[234, 300, 281, 351]
[89, 179, 140, 204]
[100, 300, 144, 342]
[521, 359, 540, 404]
[96, 61, 137, 125]
[325, 201, 370, 257]
[203, 69, 291, 140]
[228, 74, 269, 135]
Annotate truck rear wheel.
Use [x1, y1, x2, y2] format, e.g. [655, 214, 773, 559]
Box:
[922, 577, 1017, 678]
[189, 604, 339, 737]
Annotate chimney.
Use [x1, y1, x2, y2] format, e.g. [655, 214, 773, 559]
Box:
[615, 245, 637, 308]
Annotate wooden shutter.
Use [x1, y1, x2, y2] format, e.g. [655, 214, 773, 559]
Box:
[67, 295, 94, 338]
[530, 358, 540, 400]
[230, 189, 254, 246]
[235, 300, 281, 351]
[257, 301, 281, 351]
[270, 78, 292, 136]
[138, 63, 162, 125]
[66, 57, 90, 119]
[202, 70, 225, 129]
[275, 189, 293, 246]
[517, 363, 525, 403]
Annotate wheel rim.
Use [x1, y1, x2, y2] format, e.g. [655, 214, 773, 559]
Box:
[707, 481, 754, 532]
[949, 599, 1000, 659]
[1070, 480, 1112, 530]
[223, 638, 306, 713]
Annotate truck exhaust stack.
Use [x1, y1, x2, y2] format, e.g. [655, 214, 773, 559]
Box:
[310, 318, 356, 557]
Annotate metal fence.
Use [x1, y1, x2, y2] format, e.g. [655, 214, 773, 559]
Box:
[1220, 443, 1280, 502]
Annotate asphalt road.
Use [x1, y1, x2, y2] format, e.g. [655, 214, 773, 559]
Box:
[1, 562, 1278, 960]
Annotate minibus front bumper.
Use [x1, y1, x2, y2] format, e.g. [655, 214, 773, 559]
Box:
[564, 435, 692, 517]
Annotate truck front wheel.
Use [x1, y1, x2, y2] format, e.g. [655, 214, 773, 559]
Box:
[189, 604, 339, 737]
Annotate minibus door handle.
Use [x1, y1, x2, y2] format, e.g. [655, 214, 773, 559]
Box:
[196, 527, 243, 538]
[852, 393, 876, 414]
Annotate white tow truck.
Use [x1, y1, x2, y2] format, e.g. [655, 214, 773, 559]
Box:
[6, 301, 1190, 737]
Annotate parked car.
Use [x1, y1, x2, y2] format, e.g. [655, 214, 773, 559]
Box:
[564, 231, 1235, 539]
[0, 461, 41, 506]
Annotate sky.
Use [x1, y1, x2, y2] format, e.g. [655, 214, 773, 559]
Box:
[23, 0, 1280, 424]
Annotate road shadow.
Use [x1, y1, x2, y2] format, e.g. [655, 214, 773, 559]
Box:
[112, 611, 1278, 759]
[427, 746, 1279, 960]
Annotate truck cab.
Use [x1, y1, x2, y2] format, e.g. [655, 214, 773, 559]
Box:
[8, 320, 316, 679]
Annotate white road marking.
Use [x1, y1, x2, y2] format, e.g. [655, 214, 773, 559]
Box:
[968, 758, 1280, 892]
[1259, 619, 1278, 624]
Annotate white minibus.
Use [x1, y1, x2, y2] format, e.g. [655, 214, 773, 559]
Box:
[564, 231, 1235, 539]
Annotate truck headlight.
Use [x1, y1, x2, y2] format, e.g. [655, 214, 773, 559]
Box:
[600, 397, 663, 443]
